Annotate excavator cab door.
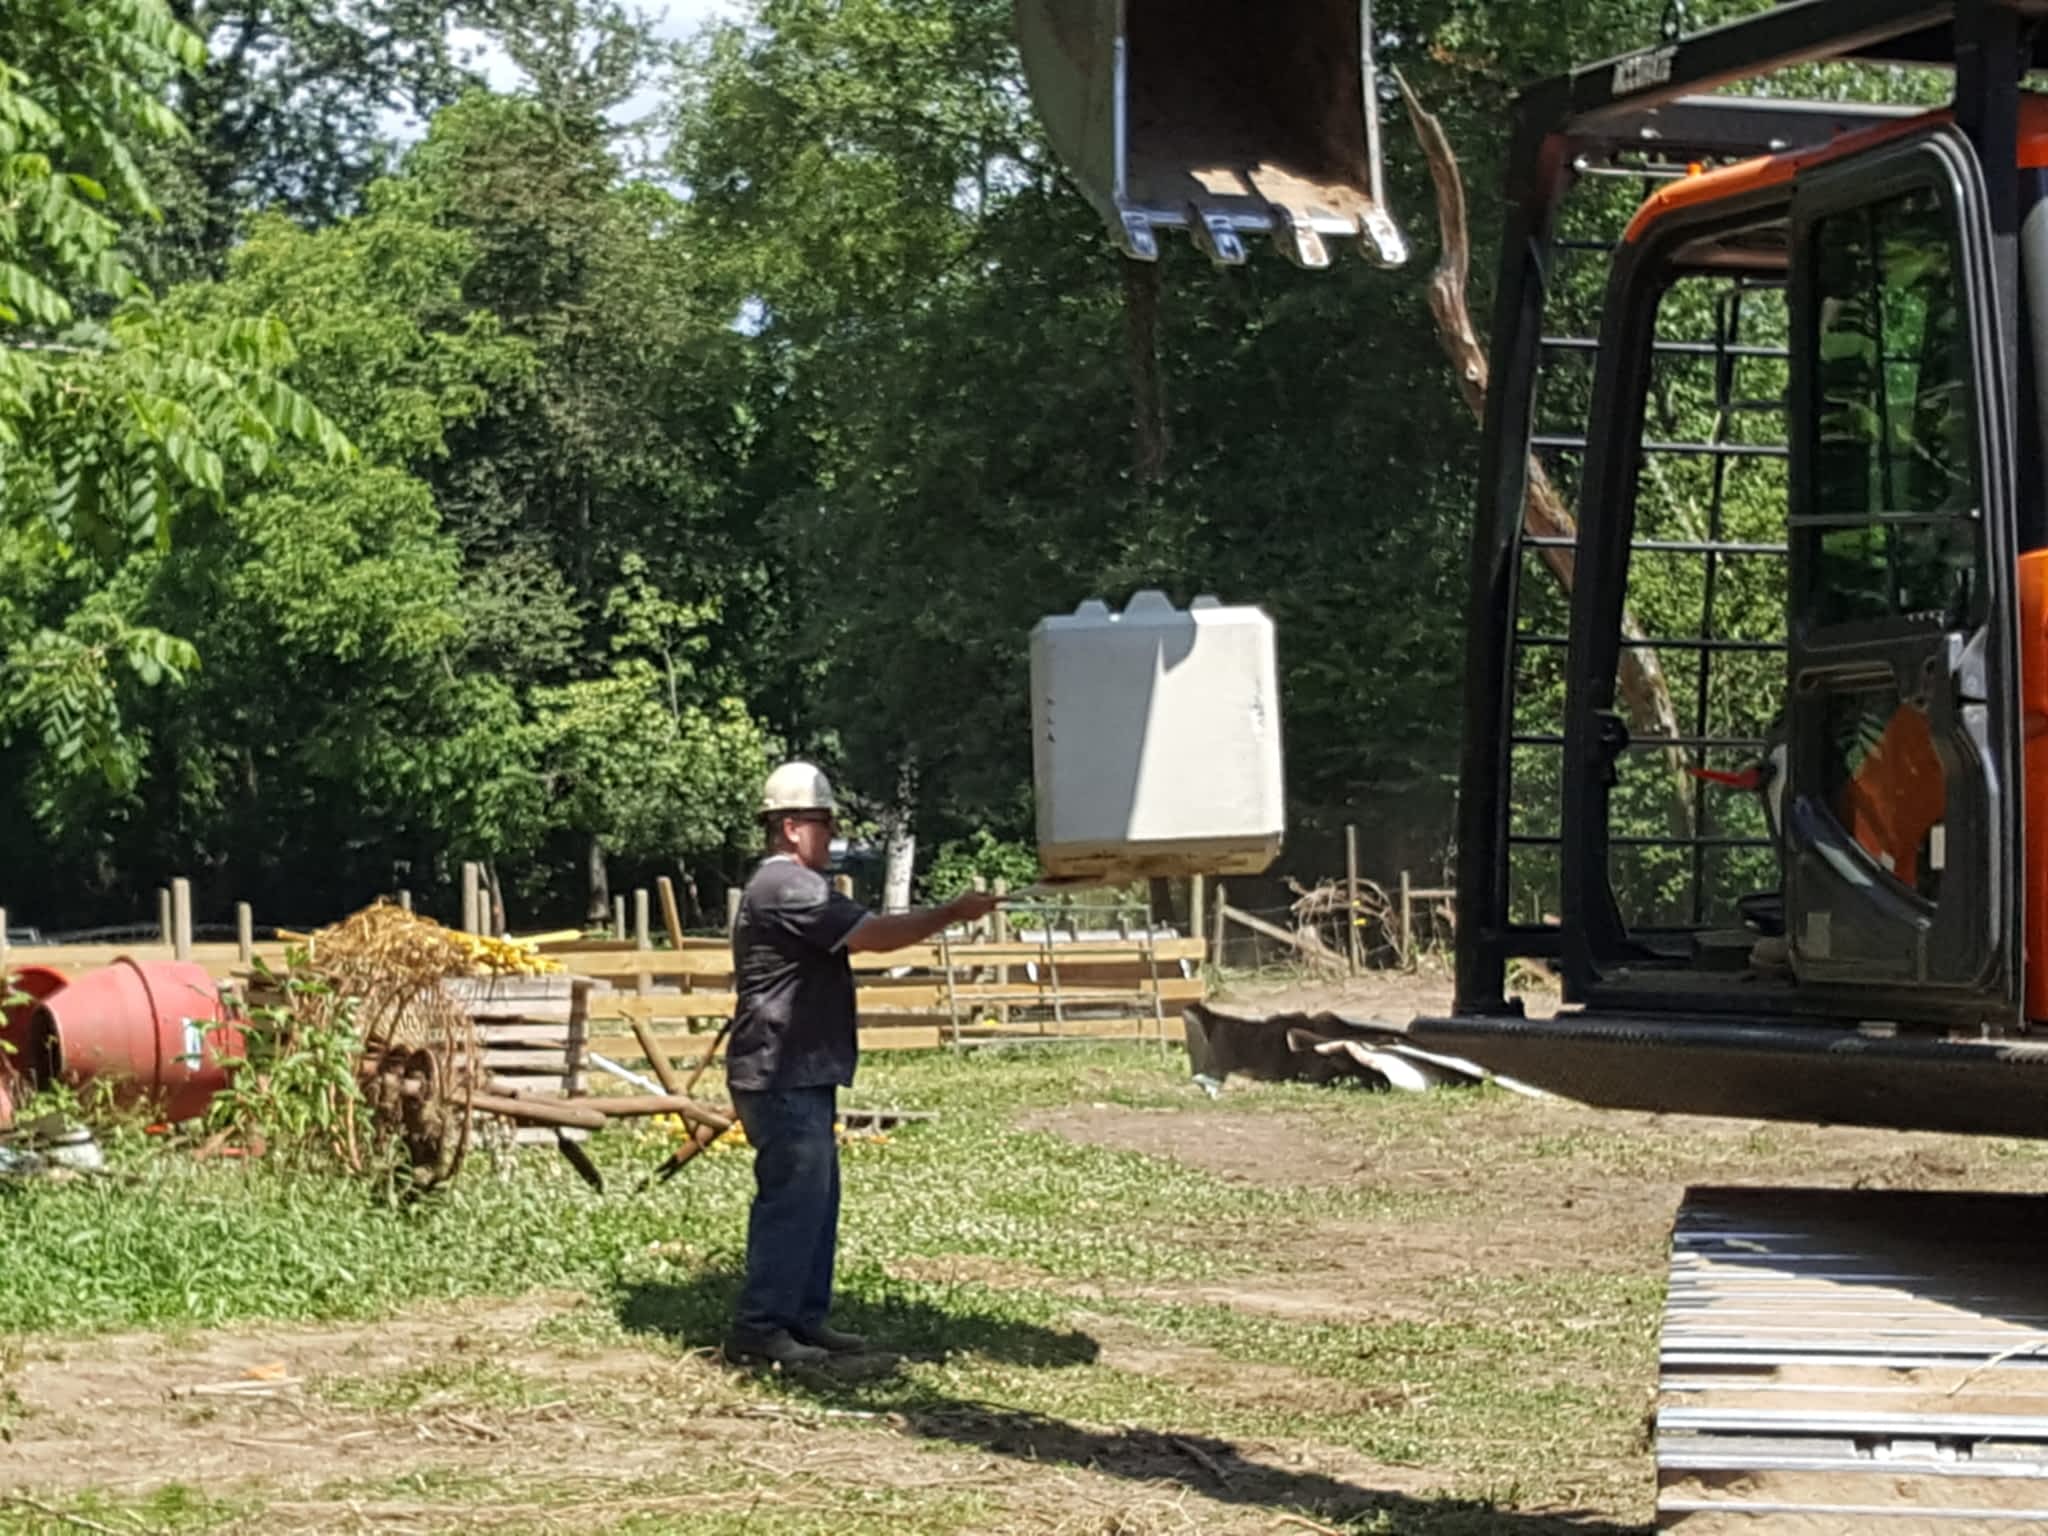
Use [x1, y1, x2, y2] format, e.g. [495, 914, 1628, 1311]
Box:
[1781, 127, 2023, 1027]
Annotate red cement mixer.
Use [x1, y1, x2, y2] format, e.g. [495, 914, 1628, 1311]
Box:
[26, 958, 244, 1122]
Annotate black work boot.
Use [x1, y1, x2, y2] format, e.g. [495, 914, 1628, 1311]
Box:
[792, 1321, 866, 1354]
[723, 1327, 829, 1368]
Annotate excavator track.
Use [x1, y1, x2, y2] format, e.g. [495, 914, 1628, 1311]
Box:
[1656, 1187, 2048, 1532]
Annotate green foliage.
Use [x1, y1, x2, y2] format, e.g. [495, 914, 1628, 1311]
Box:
[1, 0, 1913, 929]
[0, 1, 356, 814]
[922, 831, 1039, 901]
[205, 966, 377, 1172]
[148, 0, 571, 275]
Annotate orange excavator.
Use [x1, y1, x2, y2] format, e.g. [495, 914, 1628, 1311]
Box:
[1020, 1, 2048, 1527]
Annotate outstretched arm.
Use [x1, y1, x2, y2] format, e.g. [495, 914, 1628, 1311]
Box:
[846, 890, 1000, 953]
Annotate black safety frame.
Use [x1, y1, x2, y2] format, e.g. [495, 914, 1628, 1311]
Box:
[1453, 0, 2038, 1022]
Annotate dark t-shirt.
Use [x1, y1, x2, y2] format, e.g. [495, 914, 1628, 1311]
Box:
[726, 857, 869, 1092]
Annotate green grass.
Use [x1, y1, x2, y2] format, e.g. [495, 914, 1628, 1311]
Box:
[25, 1041, 2007, 1531]
[0, 1047, 1453, 1335]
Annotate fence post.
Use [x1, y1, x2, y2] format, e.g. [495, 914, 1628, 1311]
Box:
[157, 887, 174, 950]
[170, 878, 194, 962]
[1189, 875, 1205, 948]
[397, 888, 413, 913]
[460, 862, 482, 934]
[613, 895, 628, 941]
[236, 902, 254, 966]
[1345, 824, 1362, 976]
[1400, 870, 1415, 970]
[725, 887, 742, 934]
[634, 888, 652, 994]
[1210, 882, 1227, 971]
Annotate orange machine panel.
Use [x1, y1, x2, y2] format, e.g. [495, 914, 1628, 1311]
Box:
[1627, 95, 2048, 246]
[2021, 551, 2048, 1023]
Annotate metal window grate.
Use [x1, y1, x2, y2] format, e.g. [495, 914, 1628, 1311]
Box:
[1507, 148, 1791, 938]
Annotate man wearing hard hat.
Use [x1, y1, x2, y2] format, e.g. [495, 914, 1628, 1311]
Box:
[724, 761, 999, 1369]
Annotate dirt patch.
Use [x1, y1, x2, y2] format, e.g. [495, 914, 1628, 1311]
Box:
[1023, 1087, 2048, 1320]
[1018, 1101, 1386, 1187]
[0, 1295, 1445, 1535]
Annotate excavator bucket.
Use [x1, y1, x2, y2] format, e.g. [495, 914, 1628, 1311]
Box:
[1015, 0, 1407, 269]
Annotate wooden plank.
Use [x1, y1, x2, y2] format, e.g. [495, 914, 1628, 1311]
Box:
[564, 949, 746, 981]
[980, 938, 1204, 964]
[559, 937, 1203, 983]
[585, 992, 738, 1021]
[481, 1047, 579, 1069]
[579, 978, 1199, 1026]
[473, 1027, 575, 1048]
[591, 1014, 1186, 1061]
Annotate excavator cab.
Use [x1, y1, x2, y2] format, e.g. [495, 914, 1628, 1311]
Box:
[1014, 0, 1407, 268]
[1396, 0, 2048, 1140]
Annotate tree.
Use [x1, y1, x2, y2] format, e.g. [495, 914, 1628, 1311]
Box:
[0, 192, 531, 918]
[0, 0, 349, 821]
[149, 0, 559, 276]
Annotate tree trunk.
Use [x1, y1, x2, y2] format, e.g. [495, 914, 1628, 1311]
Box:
[586, 835, 610, 925]
[676, 864, 704, 929]
[1123, 257, 1170, 485]
[879, 760, 918, 913]
[1397, 76, 1693, 838]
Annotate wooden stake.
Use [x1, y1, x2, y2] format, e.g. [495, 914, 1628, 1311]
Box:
[628, 1016, 686, 1098]
[634, 889, 652, 994]
[1400, 870, 1416, 970]
[170, 878, 193, 962]
[991, 879, 1010, 1027]
[1345, 824, 1362, 977]
[681, 1017, 733, 1096]
[157, 887, 173, 950]
[236, 903, 254, 965]
[656, 876, 686, 951]
[725, 887, 741, 934]
[460, 862, 482, 934]
[1189, 875, 1206, 949]
[613, 895, 627, 941]
[1210, 883, 1227, 970]
[397, 888, 413, 913]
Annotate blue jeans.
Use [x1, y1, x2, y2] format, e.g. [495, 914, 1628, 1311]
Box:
[729, 1085, 840, 1340]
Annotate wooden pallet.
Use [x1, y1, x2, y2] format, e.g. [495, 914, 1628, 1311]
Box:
[451, 976, 593, 1146]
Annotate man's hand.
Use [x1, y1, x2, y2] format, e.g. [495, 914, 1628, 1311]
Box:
[945, 890, 1001, 925]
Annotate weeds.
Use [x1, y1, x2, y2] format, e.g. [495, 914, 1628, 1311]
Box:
[204, 966, 377, 1173]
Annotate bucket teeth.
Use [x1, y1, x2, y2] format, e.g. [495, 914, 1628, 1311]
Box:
[1116, 212, 1160, 262]
[1190, 209, 1247, 266]
[1271, 211, 1330, 270]
[1359, 205, 1410, 268]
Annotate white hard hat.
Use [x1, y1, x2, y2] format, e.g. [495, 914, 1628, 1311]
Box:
[760, 761, 836, 816]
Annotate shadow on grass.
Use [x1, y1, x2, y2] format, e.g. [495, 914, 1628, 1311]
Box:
[614, 1268, 1099, 1367]
[614, 1273, 1645, 1535]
